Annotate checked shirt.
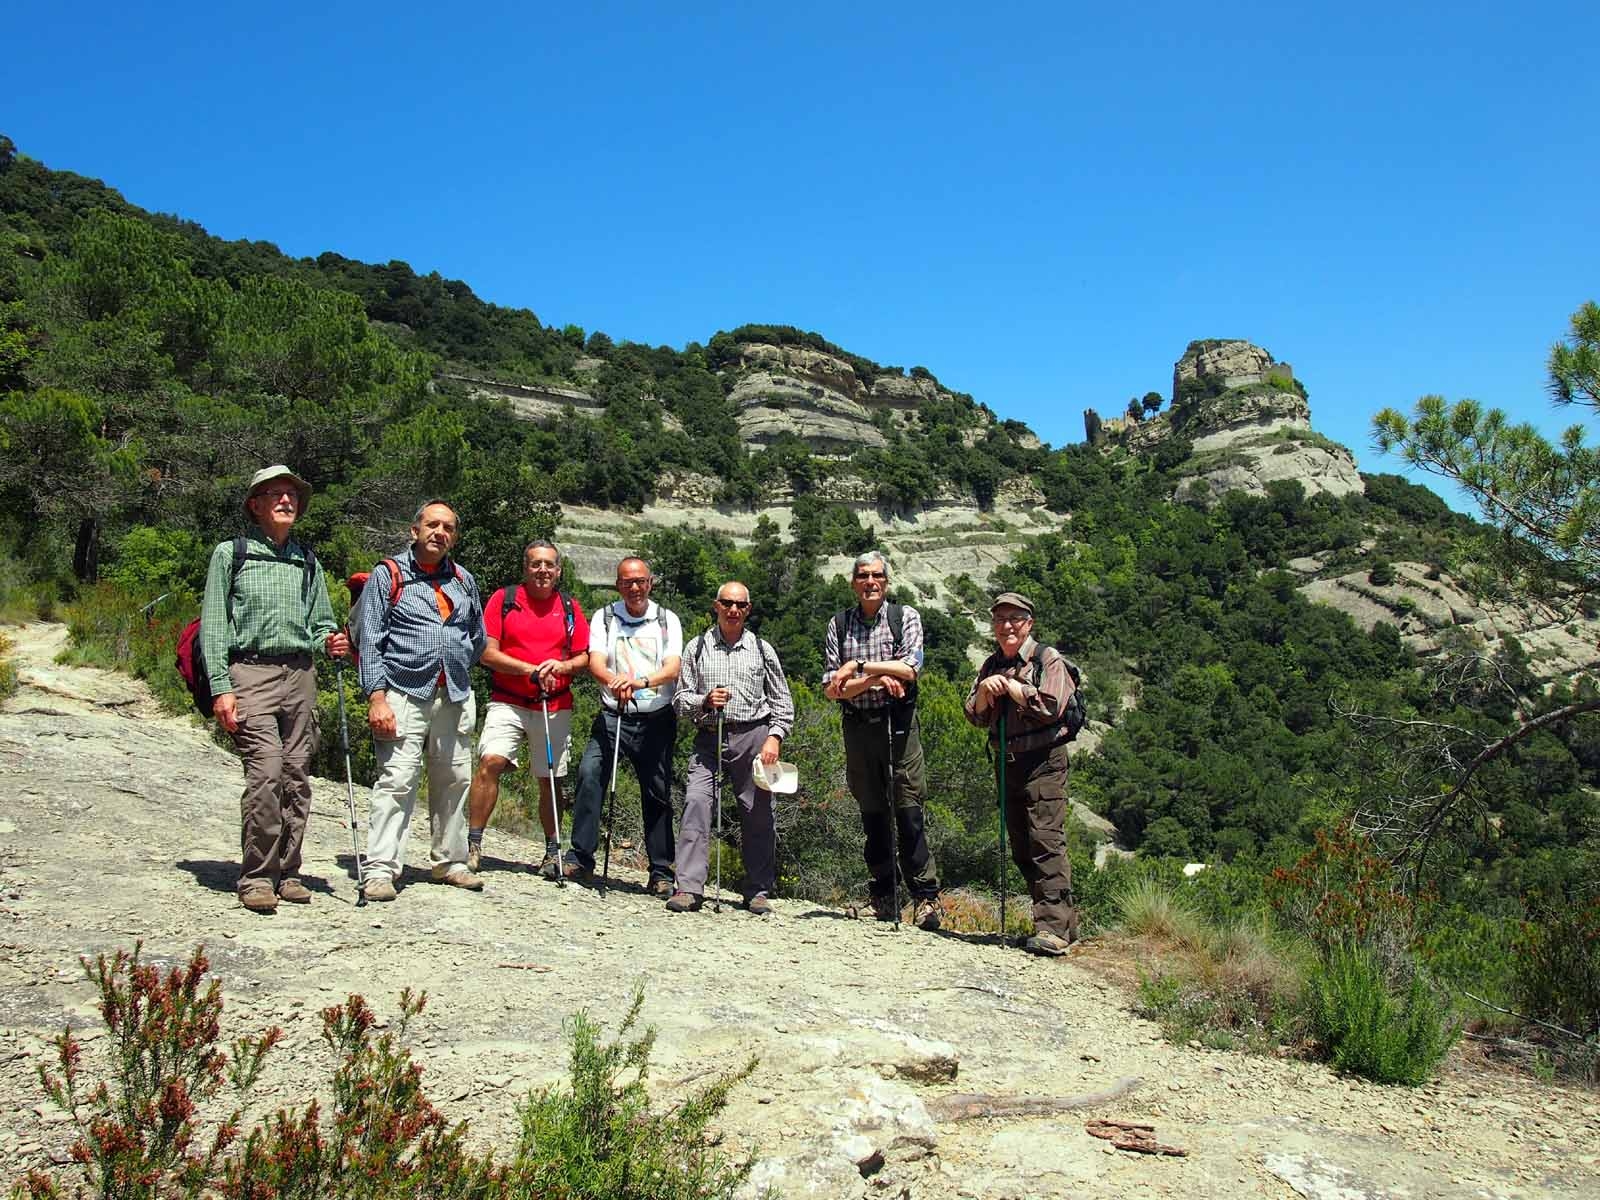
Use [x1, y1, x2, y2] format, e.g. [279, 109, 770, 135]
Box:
[674, 626, 794, 738]
[821, 603, 925, 712]
[200, 531, 337, 695]
[355, 550, 485, 704]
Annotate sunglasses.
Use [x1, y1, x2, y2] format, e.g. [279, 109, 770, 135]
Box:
[716, 599, 751, 610]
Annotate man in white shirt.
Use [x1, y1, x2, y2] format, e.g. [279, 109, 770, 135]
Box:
[567, 557, 683, 892]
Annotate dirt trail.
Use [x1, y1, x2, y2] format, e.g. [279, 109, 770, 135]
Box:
[0, 621, 1595, 1198]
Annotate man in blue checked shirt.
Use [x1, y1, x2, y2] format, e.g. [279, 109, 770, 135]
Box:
[355, 500, 487, 902]
[823, 550, 943, 930]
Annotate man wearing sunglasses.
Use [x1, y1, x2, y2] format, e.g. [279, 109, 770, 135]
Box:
[964, 592, 1080, 955]
[669, 582, 794, 914]
[823, 551, 942, 929]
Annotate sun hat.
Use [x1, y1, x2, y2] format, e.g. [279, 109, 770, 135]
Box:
[752, 759, 799, 794]
[243, 465, 311, 518]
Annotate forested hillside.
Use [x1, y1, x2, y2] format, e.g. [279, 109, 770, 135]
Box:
[1, 135, 1595, 1073]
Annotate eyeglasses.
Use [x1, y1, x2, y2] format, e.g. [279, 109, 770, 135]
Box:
[617, 577, 652, 588]
[992, 614, 1031, 626]
[716, 599, 751, 610]
[854, 571, 887, 581]
[252, 488, 298, 501]
[527, 560, 560, 571]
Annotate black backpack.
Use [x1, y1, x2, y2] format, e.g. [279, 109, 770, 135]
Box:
[499, 585, 575, 653]
[830, 602, 918, 707]
[601, 602, 669, 649]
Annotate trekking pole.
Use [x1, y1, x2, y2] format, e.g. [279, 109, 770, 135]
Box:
[334, 658, 367, 907]
[997, 707, 1008, 940]
[711, 709, 725, 914]
[541, 696, 565, 888]
[885, 704, 901, 929]
[600, 698, 627, 897]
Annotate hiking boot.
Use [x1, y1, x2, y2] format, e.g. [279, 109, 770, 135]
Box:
[561, 852, 593, 883]
[277, 878, 312, 904]
[665, 890, 702, 913]
[868, 894, 896, 922]
[747, 892, 773, 916]
[1024, 931, 1071, 957]
[914, 897, 943, 932]
[537, 843, 562, 880]
[649, 877, 675, 898]
[433, 866, 484, 891]
[240, 887, 278, 913]
[364, 876, 397, 902]
[467, 842, 482, 873]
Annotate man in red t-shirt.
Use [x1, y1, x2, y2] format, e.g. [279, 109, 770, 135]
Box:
[468, 540, 590, 877]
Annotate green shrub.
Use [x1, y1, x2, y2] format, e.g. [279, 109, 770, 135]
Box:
[11, 946, 762, 1200]
[105, 525, 208, 594]
[1127, 885, 1310, 1052]
[509, 988, 757, 1199]
[0, 630, 15, 700]
[60, 584, 194, 715]
[1512, 896, 1600, 1039]
[1308, 946, 1459, 1085]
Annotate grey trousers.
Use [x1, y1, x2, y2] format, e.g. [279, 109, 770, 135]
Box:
[674, 722, 776, 900]
[228, 656, 317, 896]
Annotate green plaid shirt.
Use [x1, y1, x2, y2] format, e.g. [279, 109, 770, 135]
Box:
[201, 530, 337, 695]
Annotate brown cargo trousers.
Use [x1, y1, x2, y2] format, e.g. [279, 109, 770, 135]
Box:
[228, 655, 317, 897]
[1001, 740, 1077, 941]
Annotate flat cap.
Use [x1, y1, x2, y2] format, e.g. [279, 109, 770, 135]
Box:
[989, 591, 1034, 616]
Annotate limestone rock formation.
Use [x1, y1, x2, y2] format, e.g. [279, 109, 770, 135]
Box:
[1295, 560, 1600, 685]
[1172, 338, 1292, 396]
[1085, 341, 1365, 504]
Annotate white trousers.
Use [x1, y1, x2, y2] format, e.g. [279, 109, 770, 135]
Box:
[366, 689, 475, 883]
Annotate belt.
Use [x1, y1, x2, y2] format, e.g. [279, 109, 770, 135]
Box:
[842, 704, 889, 723]
[230, 650, 312, 667]
[704, 718, 767, 733]
[608, 704, 674, 721]
[1001, 739, 1066, 763]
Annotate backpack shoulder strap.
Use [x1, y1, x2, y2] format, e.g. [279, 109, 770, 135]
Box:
[603, 603, 613, 643]
[886, 602, 904, 655]
[1030, 642, 1050, 687]
[382, 558, 403, 609]
[500, 585, 517, 621]
[560, 592, 575, 656]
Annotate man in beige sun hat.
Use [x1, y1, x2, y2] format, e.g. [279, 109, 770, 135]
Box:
[201, 465, 348, 913]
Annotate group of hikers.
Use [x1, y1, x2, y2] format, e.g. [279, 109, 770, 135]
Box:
[196, 465, 1081, 957]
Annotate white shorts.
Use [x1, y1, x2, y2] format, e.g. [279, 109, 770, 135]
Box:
[478, 701, 571, 776]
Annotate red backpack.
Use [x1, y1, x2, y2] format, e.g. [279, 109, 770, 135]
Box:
[175, 537, 319, 718]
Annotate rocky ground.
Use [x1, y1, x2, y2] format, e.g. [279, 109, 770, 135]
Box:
[1, 621, 1596, 1199]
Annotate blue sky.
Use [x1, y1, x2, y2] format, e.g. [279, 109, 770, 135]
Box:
[6, 1, 1596, 497]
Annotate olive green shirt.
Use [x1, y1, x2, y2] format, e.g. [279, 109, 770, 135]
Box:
[200, 530, 337, 695]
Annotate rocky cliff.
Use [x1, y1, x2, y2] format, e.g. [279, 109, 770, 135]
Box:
[1293, 558, 1600, 685]
[2, 624, 1596, 1199]
[1086, 340, 1365, 504]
